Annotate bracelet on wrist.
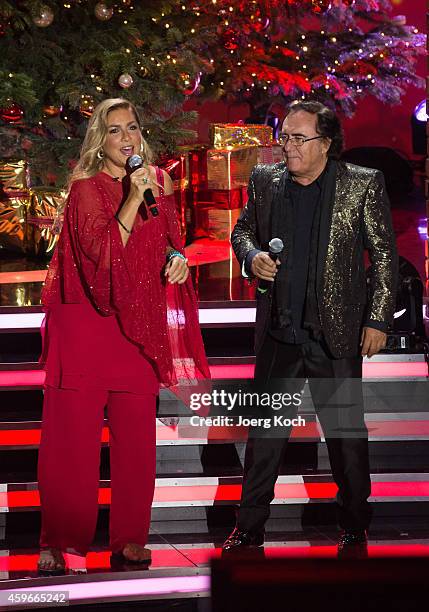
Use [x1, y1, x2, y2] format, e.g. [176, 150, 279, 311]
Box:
[114, 213, 132, 234]
[167, 250, 186, 263]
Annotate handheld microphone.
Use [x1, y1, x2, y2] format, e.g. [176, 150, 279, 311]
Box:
[126, 154, 159, 217]
[257, 237, 284, 294]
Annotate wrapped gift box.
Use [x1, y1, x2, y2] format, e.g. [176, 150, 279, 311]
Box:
[159, 154, 190, 238]
[207, 145, 282, 191]
[0, 195, 29, 253]
[272, 144, 284, 163]
[193, 203, 242, 242]
[207, 146, 258, 191]
[0, 160, 30, 194]
[194, 188, 246, 210]
[210, 123, 273, 149]
[24, 188, 66, 256]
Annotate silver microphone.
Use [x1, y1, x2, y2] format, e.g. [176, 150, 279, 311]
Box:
[257, 237, 284, 294]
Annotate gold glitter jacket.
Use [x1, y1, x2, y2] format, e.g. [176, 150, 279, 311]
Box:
[231, 161, 398, 358]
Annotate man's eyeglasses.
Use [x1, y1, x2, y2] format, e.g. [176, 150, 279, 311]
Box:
[278, 134, 324, 147]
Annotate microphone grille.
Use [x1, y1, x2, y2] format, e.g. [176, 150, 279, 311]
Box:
[269, 238, 284, 254]
[128, 154, 143, 169]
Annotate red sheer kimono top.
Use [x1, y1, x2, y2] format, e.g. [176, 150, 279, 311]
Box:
[41, 168, 210, 388]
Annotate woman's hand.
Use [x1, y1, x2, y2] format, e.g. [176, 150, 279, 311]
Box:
[165, 256, 189, 284]
[127, 167, 154, 206]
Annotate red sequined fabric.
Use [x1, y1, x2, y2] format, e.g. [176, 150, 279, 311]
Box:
[41, 168, 210, 387]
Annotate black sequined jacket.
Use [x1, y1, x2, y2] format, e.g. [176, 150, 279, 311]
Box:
[231, 161, 398, 358]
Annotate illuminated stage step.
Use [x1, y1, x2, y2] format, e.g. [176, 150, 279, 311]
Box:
[1, 473, 429, 513]
[0, 356, 427, 391]
[0, 566, 210, 608]
[1, 414, 429, 451]
[0, 303, 258, 331]
[1, 540, 429, 578]
[1, 303, 428, 331]
[3, 543, 429, 610]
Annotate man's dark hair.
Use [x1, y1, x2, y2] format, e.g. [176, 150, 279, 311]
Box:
[286, 100, 344, 159]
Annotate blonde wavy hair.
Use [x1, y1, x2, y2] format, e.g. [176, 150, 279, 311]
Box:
[69, 98, 154, 187]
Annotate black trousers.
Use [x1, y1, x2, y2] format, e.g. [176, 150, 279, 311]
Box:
[237, 333, 372, 532]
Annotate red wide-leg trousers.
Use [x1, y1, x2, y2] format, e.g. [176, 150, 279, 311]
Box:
[38, 386, 156, 555]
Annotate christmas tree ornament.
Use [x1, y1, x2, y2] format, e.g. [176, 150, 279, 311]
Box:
[43, 105, 61, 118]
[0, 102, 24, 124]
[21, 137, 33, 152]
[0, 21, 7, 37]
[252, 9, 270, 32]
[311, 0, 331, 13]
[118, 73, 133, 88]
[223, 28, 239, 50]
[391, 15, 406, 26]
[32, 5, 54, 27]
[79, 95, 95, 118]
[179, 73, 201, 96]
[94, 2, 114, 21]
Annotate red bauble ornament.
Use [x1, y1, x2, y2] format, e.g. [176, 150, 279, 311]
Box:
[311, 0, 331, 13]
[179, 72, 201, 96]
[79, 95, 95, 118]
[43, 105, 61, 117]
[0, 102, 24, 124]
[252, 9, 270, 32]
[223, 28, 239, 50]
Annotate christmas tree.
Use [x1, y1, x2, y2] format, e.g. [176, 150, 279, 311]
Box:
[0, 0, 216, 184]
[0, 0, 424, 186]
[203, 0, 425, 122]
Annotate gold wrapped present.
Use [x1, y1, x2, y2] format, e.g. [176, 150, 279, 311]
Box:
[0, 160, 30, 194]
[24, 188, 66, 256]
[207, 207, 242, 242]
[255, 144, 285, 164]
[207, 145, 282, 191]
[0, 195, 29, 253]
[210, 123, 273, 149]
[207, 146, 258, 191]
[272, 144, 284, 164]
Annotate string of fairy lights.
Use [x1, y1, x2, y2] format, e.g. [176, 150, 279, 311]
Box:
[0, 0, 424, 144]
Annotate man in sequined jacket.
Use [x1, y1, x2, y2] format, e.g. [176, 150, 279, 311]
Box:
[223, 101, 398, 554]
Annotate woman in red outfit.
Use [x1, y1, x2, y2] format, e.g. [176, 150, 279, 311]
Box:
[37, 98, 209, 573]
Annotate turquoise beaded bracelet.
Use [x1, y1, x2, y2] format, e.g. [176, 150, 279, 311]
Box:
[167, 250, 186, 263]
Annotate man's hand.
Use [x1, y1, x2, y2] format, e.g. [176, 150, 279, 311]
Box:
[360, 326, 386, 358]
[251, 252, 281, 281]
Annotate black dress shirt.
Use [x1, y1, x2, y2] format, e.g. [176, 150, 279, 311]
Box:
[269, 174, 321, 344]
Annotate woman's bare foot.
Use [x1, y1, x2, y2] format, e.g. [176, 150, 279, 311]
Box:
[122, 543, 151, 563]
[37, 548, 66, 573]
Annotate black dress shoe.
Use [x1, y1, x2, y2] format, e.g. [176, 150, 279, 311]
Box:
[222, 527, 264, 552]
[337, 530, 368, 551]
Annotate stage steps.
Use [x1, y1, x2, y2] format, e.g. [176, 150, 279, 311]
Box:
[0, 303, 428, 546]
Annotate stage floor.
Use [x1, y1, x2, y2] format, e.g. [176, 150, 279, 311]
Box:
[0, 181, 427, 609]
